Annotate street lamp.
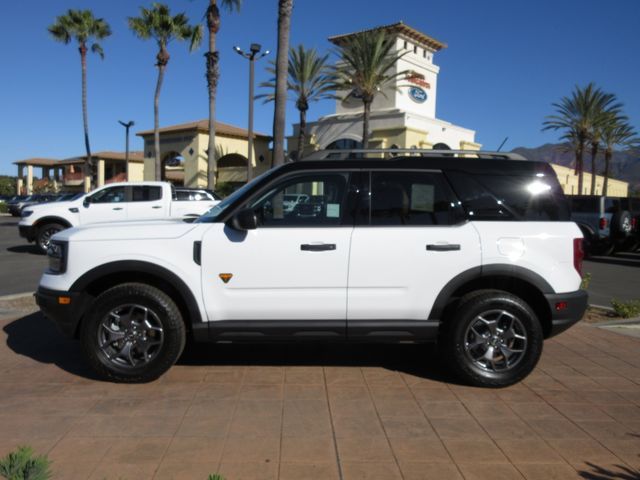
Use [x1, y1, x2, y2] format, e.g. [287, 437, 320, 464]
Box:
[118, 120, 135, 181]
[234, 43, 269, 181]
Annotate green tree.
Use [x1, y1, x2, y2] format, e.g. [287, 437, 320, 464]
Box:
[48, 10, 111, 191]
[0, 177, 16, 196]
[205, 0, 242, 189]
[129, 3, 202, 180]
[272, 0, 294, 166]
[333, 30, 405, 148]
[543, 83, 618, 195]
[601, 115, 638, 196]
[258, 45, 335, 159]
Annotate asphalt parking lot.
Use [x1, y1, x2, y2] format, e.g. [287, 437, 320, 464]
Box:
[1, 215, 638, 308]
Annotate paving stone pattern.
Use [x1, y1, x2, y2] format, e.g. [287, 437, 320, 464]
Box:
[0, 312, 638, 479]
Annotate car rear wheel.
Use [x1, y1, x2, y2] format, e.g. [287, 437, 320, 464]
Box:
[81, 283, 186, 383]
[36, 223, 64, 253]
[442, 290, 543, 387]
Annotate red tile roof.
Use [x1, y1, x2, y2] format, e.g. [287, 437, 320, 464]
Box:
[328, 21, 447, 51]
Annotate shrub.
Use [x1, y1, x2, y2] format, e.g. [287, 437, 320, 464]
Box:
[0, 446, 52, 480]
[0, 203, 7, 214]
[580, 272, 592, 290]
[611, 298, 640, 319]
[208, 475, 225, 480]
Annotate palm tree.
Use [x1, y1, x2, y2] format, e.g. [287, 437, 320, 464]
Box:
[258, 45, 335, 159]
[205, 0, 241, 189]
[48, 10, 111, 191]
[543, 83, 618, 195]
[601, 116, 638, 196]
[129, 3, 202, 181]
[272, 0, 294, 166]
[333, 30, 405, 148]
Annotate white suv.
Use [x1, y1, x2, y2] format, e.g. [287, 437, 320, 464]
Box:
[36, 151, 587, 386]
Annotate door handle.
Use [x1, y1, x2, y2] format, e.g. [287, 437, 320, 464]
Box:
[112, 207, 123, 211]
[152, 206, 162, 209]
[301, 243, 336, 252]
[426, 244, 461, 251]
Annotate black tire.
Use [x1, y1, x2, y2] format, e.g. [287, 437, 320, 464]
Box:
[441, 289, 544, 388]
[611, 210, 632, 238]
[36, 223, 65, 253]
[80, 283, 186, 383]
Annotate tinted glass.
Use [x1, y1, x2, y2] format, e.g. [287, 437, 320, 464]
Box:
[250, 173, 350, 227]
[570, 197, 599, 213]
[175, 190, 211, 201]
[367, 171, 461, 226]
[131, 186, 162, 202]
[446, 171, 570, 221]
[91, 186, 126, 204]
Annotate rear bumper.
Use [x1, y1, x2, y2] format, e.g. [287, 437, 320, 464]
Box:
[544, 289, 589, 338]
[18, 225, 35, 242]
[35, 287, 91, 337]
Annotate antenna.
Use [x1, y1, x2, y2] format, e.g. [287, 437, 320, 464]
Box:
[497, 137, 508, 152]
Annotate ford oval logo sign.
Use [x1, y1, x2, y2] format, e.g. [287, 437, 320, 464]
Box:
[409, 86, 427, 103]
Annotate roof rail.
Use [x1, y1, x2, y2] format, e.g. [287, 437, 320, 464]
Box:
[301, 149, 527, 161]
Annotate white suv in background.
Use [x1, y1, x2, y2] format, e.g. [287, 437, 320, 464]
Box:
[36, 150, 587, 386]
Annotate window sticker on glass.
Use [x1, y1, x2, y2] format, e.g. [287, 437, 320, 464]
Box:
[326, 203, 340, 218]
[411, 184, 434, 212]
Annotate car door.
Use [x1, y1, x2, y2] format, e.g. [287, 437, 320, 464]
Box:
[200, 171, 356, 331]
[127, 185, 166, 220]
[79, 185, 128, 224]
[347, 170, 481, 338]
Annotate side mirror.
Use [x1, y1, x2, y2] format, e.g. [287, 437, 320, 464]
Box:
[230, 208, 257, 230]
[83, 197, 91, 208]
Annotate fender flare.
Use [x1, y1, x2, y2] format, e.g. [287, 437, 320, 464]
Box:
[33, 216, 73, 229]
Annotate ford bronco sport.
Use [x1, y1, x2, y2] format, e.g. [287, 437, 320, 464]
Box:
[36, 150, 588, 386]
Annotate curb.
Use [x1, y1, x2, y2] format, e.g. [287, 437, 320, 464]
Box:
[589, 304, 615, 312]
[0, 292, 34, 301]
[593, 316, 640, 327]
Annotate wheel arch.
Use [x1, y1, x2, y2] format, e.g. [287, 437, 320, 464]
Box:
[33, 216, 73, 230]
[429, 265, 554, 337]
[70, 261, 203, 338]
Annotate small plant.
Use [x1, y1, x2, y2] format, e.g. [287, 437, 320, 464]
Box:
[208, 475, 225, 480]
[0, 446, 52, 480]
[611, 298, 640, 319]
[0, 203, 7, 214]
[580, 272, 592, 290]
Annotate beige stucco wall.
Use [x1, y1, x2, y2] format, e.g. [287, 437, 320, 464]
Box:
[551, 164, 628, 196]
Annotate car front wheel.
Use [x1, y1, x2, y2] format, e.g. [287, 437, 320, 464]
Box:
[37, 223, 64, 253]
[81, 283, 186, 383]
[442, 290, 543, 388]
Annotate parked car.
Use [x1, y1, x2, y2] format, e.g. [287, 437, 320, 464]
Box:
[569, 195, 634, 256]
[18, 182, 218, 252]
[36, 150, 587, 386]
[8, 194, 56, 217]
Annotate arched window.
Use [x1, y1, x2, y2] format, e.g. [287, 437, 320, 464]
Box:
[326, 139, 363, 150]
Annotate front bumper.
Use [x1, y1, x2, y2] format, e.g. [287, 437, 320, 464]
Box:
[544, 289, 589, 337]
[35, 287, 91, 337]
[18, 224, 35, 242]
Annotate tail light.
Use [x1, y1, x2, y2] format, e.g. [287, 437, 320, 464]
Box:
[573, 238, 584, 276]
[599, 217, 607, 230]
[632, 218, 637, 231]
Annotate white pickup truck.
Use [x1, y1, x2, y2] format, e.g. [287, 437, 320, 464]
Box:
[19, 182, 218, 252]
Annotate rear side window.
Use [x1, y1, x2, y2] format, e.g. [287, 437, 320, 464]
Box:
[446, 171, 570, 221]
[570, 197, 599, 213]
[131, 186, 162, 202]
[364, 171, 463, 226]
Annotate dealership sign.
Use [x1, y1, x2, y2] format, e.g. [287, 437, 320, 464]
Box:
[409, 86, 427, 103]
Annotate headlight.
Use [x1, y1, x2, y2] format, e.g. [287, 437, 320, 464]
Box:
[21, 210, 33, 218]
[47, 240, 68, 274]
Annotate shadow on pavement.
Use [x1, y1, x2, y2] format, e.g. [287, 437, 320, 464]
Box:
[3, 311, 100, 380]
[579, 462, 640, 480]
[587, 253, 640, 268]
[6, 245, 42, 255]
[4, 311, 460, 385]
[0, 221, 20, 227]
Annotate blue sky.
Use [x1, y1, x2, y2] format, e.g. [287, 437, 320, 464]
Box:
[1, 0, 639, 176]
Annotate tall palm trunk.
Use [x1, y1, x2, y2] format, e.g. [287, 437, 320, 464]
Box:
[575, 141, 584, 195]
[296, 97, 307, 160]
[602, 147, 612, 196]
[589, 142, 599, 195]
[362, 99, 372, 149]
[272, 0, 293, 166]
[79, 43, 93, 191]
[154, 48, 169, 181]
[206, 1, 220, 188]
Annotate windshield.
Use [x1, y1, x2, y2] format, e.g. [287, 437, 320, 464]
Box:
[196, 170, 272, 223]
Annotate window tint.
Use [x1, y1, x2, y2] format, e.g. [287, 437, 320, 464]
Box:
[175, 190, 211, 201]
[250, 173, 350, 227]
[90, 186, 125, 204]
[131, 186, 162, 202]
[367, 171, 462, 226]
[446, 171, 570, 221]
[570, 197, 600, 213]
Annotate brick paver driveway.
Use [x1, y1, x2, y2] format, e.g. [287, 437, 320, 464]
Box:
[0, 311, 638, 480]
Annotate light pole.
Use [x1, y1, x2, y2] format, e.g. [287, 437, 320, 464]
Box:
[234, 43, 269, 182]
[118, 120, 135, 181]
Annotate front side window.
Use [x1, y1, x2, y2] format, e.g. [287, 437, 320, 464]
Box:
[90, 186, 125, 204]
[131, 186, 162, 202]
[249, 173, 351, 227]
[365, 171, 462, 226]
